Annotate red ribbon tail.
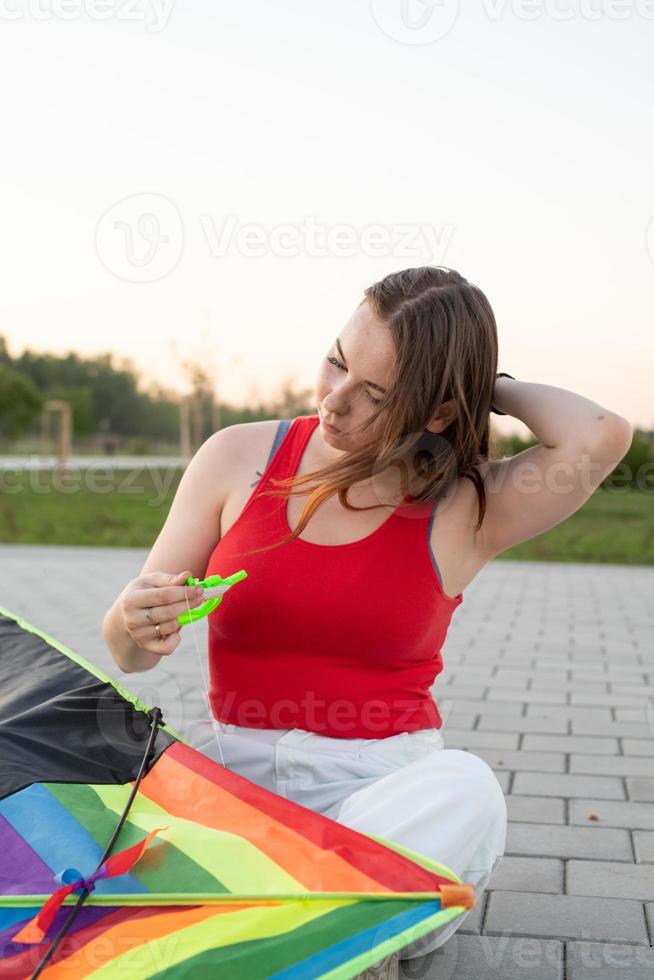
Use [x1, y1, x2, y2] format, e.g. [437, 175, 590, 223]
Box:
[101, 826, 167, 879]
[12, 827, 168, 945]
[12, 882, 77, 945]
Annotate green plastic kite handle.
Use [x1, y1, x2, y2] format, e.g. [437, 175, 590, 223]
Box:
[177, 569, 248, 626]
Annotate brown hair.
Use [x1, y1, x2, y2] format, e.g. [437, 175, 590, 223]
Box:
[240, 265, 499, 557]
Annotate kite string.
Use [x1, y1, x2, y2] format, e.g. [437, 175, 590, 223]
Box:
[29, 708, 164, 979]
[183, 584, 227, 769]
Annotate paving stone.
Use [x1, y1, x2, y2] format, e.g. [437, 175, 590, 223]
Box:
[439, 711, 477, 731]
[506, 823, 632, 861]
[398, 933, 564, 980]
[495, 657, 542, 669]
[408, 932, 568, 980]
[633, 831, 654, 864]
[570, 755, 654, 778]
[526, 706, 613, 722]
[567, 860, 654, 900]
[441, 729, 520, 750]
[600, 668, 650, 681]
[456, 891, 486, 934]
[488, 688, 568, 705]
[438, 698, 525, 717]
[485, 891, 649, 944]
[567, 671, 609, 682]
[493, 771, 511, 793]
[625, 776, 654, 803]
[536, 668, 576, 679]
[532, 680, 609, 694]
[615, 707, 652, 722]
[571, 693, 651, 708]
[568, 799, 654, 831]
[487, 857, 563, 894]
[479, 715, 569, 734]
[647, 904, 654, 944]
[611, 683, 654, 696]
[492, 670, 532, 688]
[573, 719, 653, 738]
[438, 683, 488, 700]
[469, 749, 566, 773]
[506, 795, 565, 825]
[449, 667, 496, 679]
[622, 739, 654, 756]
[566, 941, 654, 978]
[512, 773, 626, 800]
[522, 734, 620, 754]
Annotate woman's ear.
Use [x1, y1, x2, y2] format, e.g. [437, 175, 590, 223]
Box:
[424, 399, 458, 434]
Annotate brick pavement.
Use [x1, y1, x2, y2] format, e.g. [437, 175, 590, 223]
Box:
[1, 546, 653, 979]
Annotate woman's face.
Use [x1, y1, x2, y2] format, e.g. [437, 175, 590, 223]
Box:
[315, 301, 396, 455]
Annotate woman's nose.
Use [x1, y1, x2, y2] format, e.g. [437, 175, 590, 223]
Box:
[323, 397, 348, 414]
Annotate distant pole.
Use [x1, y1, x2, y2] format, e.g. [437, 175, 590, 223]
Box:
[43, 400, 72, 472]
[179, 398, 191, 463]
[191, 393, 203, 453]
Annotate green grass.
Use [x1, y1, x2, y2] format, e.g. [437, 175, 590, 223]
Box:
[1, 467, 652, 563]
[0, 467, 183, 547]
[494, 485, 654, 565]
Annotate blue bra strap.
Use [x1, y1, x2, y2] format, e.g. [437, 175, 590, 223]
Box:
[263, 419, 292, 471]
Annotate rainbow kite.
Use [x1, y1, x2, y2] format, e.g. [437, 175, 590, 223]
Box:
[0, 607, 475, 979]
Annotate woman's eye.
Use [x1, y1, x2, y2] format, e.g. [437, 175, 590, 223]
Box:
[326, 355, 381, 405]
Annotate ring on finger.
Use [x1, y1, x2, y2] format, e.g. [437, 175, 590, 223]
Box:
[154, 623, 162, 640]
[145, 607, 155, 625]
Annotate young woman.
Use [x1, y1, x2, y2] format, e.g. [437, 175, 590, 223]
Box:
[103, 265, 632, 959]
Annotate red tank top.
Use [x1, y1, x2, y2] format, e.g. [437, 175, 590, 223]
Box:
[204, 414, 463, 738]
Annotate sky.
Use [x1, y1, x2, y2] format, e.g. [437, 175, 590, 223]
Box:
[1, 0, 653, 437]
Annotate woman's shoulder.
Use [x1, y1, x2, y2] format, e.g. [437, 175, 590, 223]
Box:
[213, 419, 299, 539]
[213, 418, 297, 507]
[217, 418, 296, 468]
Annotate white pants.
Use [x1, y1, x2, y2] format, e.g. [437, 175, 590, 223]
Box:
[188, 720, 508, 961]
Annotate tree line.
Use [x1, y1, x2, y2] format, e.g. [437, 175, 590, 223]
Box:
[0, 334, 651, 489]
[0, 335, 314, 449]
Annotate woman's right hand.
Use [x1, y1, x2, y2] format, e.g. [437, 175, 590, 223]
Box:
[119, 569, 207, 657]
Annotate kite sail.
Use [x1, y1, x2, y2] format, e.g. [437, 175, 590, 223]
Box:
[0, 606, 475, 979]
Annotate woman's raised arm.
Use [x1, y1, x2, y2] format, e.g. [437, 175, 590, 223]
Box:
[474, 378, 632, 561]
